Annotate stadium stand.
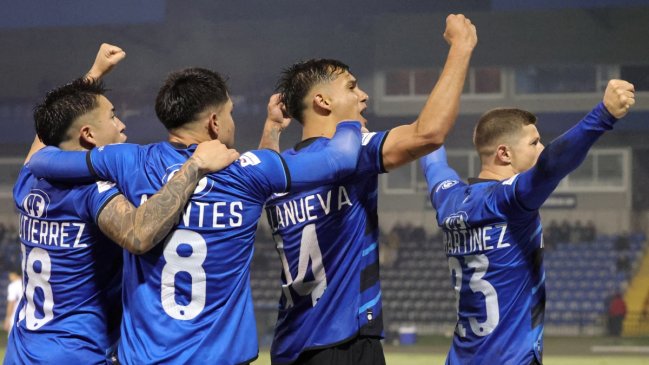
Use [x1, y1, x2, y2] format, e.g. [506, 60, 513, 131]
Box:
[248, 227, 646, 339]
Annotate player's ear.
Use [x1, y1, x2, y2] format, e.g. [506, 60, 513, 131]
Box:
[79, 124, 97, 148]
[208, 112, 219, 141]
[313, 93, 332, 114]
[496, 144, 512, 164]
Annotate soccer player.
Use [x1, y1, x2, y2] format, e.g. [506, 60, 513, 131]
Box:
[4, 45, 239, 365]
[260, 14, 477, 365]
[420, 79, 635, 364]
[27, 67, 365, 364]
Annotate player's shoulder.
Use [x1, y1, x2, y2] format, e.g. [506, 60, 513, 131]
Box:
[208, 149, 282, 184]
[362, 130, 388, 147]
[238, 149, 280, 166]
[95, 142, 144, 153]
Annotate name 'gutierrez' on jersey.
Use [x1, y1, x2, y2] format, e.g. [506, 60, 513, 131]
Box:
[6, 165, 122, 365]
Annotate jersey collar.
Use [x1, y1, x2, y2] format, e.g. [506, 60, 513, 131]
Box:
[468, 177, 499, 185]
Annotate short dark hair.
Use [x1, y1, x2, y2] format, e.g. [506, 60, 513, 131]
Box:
[473, 108, 537, 157]
[277, 59, 349, 123]
[34, 78, 106, 146]
[155, 68, 230, 130]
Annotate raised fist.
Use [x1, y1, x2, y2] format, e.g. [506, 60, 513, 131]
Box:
[603, 79, 635, 119]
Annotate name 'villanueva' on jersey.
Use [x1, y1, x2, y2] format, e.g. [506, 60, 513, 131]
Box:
[266, 185, 354, 231]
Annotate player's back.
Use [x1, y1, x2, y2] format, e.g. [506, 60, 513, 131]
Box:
[5, 167, 122, 365]
[264, 132, 387, 364]
[91, 142, 287, 365]
[431, 177, 545, 365]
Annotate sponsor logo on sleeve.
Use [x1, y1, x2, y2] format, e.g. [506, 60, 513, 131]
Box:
[239, 152, 261, 167]
[96, 181, 116, 193]
[361, 132, 376, 146]
[436, 179, 459, 193]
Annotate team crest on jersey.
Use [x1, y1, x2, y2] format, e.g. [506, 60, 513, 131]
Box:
[22, 190, 50, 218]
[239, 152, 261, 167]
[361, 132, 376, 146]
[164, 164, 212, 197]
[96, 181, 116, 193]
[437, 179, 459, 192]
[443, 211, 469, 230]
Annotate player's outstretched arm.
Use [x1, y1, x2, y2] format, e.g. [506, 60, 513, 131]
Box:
[97, 140, 239, 254]
[24, 44, 125, 166]
[27, 146, 95, 181]
[420, 146, 462, 196]
[381, 14, 477, 171]
[283, 120, 362, 191]
[259, 93, 291, 152]
[515, 80, 635, 211]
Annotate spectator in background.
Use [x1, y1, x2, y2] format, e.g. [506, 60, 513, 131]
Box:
[0, 223, 6, 243]
[607, 292, 627, 337]
[571, 220, 584, 243]
[558, 219, 572, 243]
[616, 253, 631, 275]
[411, 224, 427, 244]
[3, 267, 22, 335]
[583, 220, 597, 242]
[544, 220, 560, 250]
[615, 232, 630, 252]
[380, 229, 400, 268]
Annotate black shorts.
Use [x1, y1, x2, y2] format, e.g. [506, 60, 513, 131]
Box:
[293, 336, 385, 365]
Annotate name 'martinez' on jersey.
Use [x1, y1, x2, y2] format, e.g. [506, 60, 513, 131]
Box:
[441, 210, 510, 255]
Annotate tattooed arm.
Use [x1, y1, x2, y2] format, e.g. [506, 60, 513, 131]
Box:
[258, 93, 291, 152]
[97, 140, 239, 254]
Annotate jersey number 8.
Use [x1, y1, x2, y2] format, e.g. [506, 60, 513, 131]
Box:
[161, 229, 207, 320]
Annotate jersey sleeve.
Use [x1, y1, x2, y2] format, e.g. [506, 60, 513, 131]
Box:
[26, 146, 95, 182]
[282, 121, 363, 191]
[88, 143, 145, 184]
[420, 146, 462, 199]
[355, 130, 389, 176]
[75, 181, 121, 225]
[491, 174, 537, 218]
[514, 102, 618, 211]
[25, 143, 144, 185]
[233, 149, 289, 198]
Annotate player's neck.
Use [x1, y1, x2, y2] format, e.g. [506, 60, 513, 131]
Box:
[58, 139, 88, 152]
[301, 116, 338, 141]
[477, 165, 515, 181]
[167, 128, 211, 146]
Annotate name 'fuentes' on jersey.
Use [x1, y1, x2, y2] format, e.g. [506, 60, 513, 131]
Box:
[139, 191, 244, 229]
